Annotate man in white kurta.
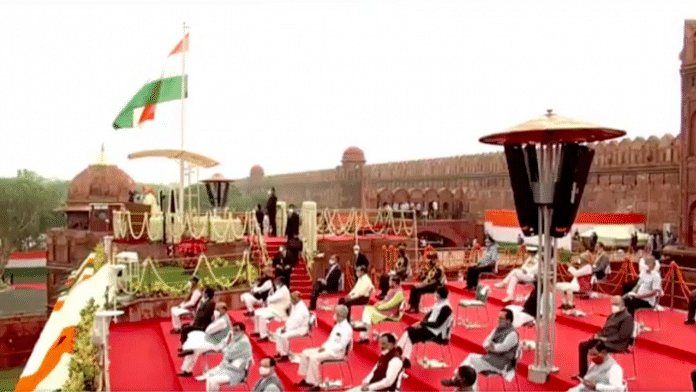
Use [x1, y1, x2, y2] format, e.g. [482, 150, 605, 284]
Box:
[274, 292, 311, 361]
[494, 252, 538, 302]
[296, 305, 353, 390]
[170, 276, 202, 332]
[240, 268, 275, 315]
[178, 303, 232, 376]
[568, 340, 624, 392]
[254, 277, 291, 341]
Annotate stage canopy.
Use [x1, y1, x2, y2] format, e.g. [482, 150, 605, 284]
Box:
[128, 149, 219, 168]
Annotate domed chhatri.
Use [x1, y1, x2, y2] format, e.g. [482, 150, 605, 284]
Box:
[66, 148, 135, 207]
[341, 146, 366, 164]
[250, 165, 264, 178]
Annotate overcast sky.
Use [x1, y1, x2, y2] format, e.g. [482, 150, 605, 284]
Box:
[0, 1, 693, 184]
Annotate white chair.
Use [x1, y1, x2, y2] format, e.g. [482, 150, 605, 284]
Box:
[635, 293, 663, 332]
[457, 285, 491, 329]
[200, 331, 232, 375]
[288, 313, 318, 350]
[415, 315, 455, 367]
[320, 342, 354, 386]
[478, 344, 523, 391]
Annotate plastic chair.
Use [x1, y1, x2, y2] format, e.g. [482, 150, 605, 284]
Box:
[615, 343, 638, 382]
[320, 342, 354, 386]
[415, 315, 455, 367]
[201, 331, 232, 375]
[479, 263, 499, 283]
[288, 313, 318, 346]
[457, 285, 491, 328]
[478, 344, 522, 391]
[635, 295, 663, 332]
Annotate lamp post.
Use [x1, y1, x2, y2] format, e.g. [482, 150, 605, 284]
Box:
[201, 173, 234, 214]
[480, 109, 625, 383]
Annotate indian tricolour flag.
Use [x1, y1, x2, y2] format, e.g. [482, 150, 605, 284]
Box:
[112, 34, 189, 129]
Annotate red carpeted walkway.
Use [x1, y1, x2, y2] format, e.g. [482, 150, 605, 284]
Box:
[110, 320, 181, 392]
[108, 274, 696, 391]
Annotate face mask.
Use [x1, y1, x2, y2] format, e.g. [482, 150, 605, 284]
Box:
[354, 250, 359, 255]
[259, 366, 271, 376]
[214, 310, 221, 319]
[288, 209, 294, 214]
[333, 315, 338, 322]
[590, 355, 604, 365]
[611, 305, 621, 313]
[268, 190, 272, 195]
[329, 259, 336, 265]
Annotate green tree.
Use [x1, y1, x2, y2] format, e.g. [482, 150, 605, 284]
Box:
[0, 170, 66, 277]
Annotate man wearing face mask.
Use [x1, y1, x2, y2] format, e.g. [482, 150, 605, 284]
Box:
[346, 333, 403, 392]
[266, 187, 278, 236]
[251, 357, 283, 392]
[273, 245, 295, 288]
[441, 365, 478, 392]
[568, 340, 623, 392]
[296, 305, 353, 391]
[309, 255, 343, 310]
[274, 291, 311, 362]
[353, 244, 370, 281]
[197, 322, 254, 391]
[253, 276, 291, 342]
[170, 276, 202, 333]
[406, 253, 444, 314]
[397, 286, 452, 368]
[339, 265, 374, 320]
[180, 287, 216, 344]
[285, 204, 300, 240]
[241, 267, 275, 317]
[465, 235, 498, 291]
[177, 302, 232, 377]
[460, 309, 519, 375]
[576, 296, 634, 379]
[623, 256, 661, 316]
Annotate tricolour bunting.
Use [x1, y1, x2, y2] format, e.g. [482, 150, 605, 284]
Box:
[112, 34, 189, 129]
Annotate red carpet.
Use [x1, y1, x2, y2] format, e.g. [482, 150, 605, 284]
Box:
[108, 276, 696, 391]
[110, 321, 181, 392]
[12, 283, 46, 290]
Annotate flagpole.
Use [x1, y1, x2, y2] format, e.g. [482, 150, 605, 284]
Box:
[179, 22, 188, 217]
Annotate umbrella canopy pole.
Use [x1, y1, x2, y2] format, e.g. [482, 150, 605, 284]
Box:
[529, 144, 561, 383]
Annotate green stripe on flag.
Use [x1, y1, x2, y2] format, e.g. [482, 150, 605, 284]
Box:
[113, 75, 188, 129]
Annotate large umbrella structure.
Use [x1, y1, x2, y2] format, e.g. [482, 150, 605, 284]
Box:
[480, 109, 625, 383]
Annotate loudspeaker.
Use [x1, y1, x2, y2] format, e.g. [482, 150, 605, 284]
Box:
[550, 144, 595, 238]
[504, 144, 539, 236]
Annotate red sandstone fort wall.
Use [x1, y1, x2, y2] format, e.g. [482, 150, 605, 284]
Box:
[237, 134, 679, 231]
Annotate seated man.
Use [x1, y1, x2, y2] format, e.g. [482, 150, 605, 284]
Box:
[623, 256, 661, 316]
[251, 357, 283, 392]
[195, 322, 253, 391]
[623, 251, 661, 294]
[378, 243, 409, 300]
[466, 235, 498, 290]
[240, 267, 275, 316]
[406, 253, 444, 313]
[253, 276, 291, 342]
[180, 287, 216, 344]
[592, 243, 610, 282]
[556, 251, 593, 310]
[397, 286, 452, 368]
[357, 276, 405, 344]
[177, 302, 232, 377]
[339, 265, 374, 319]
[441, 365, 478, 392]
[346, 333, 404, 392]
[274, 291, 311, 362]
[568, 340, 623, 392]
[296, 305, 353, 391]
[576, 296, 634, 378]
[170, 276, 202, 333]
[495, 249, 538, 303]
[460, 309, 519, 375]
[309, 254, 343, 310]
